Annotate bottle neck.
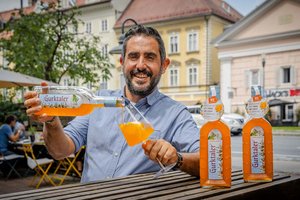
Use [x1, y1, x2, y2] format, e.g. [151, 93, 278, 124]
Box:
[93, 96, 124, 107]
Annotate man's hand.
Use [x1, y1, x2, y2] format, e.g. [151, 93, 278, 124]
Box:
[142, 139, 178, 166]
[24, 82, 53, 123]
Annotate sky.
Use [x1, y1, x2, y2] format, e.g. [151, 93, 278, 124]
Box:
[0, 0, 266, 16]
[224, 0, 266, 16]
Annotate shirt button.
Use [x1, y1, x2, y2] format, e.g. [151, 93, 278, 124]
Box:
[114, 153, 118, 157]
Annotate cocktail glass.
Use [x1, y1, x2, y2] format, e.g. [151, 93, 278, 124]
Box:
[118, 101, 176, 178]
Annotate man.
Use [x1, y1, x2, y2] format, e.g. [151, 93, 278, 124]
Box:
[24, 25, 200, 183]
[0, 115, 20, 156]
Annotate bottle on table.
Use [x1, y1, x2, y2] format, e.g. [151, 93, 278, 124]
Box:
[200, 85, 231, 188]
[34, 86, 124, 116]
[243, 85, 273, 182]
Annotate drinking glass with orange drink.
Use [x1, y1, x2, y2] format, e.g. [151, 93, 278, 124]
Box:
[118, 100, 176, 178]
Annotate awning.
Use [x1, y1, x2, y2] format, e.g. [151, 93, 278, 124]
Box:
[0, 69, 58, 88]
[268, 99, 296, 107]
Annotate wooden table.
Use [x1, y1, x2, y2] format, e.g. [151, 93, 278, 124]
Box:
[0, 170, 299, 199]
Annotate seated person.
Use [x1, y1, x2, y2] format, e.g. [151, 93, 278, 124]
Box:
[14, 121, 26, 140]
[0, 115, 20, 156]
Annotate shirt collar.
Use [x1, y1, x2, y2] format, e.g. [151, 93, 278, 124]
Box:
[120, 87, 161, 106]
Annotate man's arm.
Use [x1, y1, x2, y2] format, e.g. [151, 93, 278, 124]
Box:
[9, 130, 20, 142]
[43, 117, 75, 160]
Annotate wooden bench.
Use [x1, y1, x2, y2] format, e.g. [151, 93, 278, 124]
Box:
[0, 170, 299, 199]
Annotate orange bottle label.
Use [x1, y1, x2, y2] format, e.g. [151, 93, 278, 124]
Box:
[250, 127, 265, 173]
[208, 130, 223, 180]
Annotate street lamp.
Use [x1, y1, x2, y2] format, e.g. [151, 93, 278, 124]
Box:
[109, 18, 138, 55]
[261, 54, 266, 96]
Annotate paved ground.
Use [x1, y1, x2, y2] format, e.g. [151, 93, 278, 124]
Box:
[0, 165, 80, 195]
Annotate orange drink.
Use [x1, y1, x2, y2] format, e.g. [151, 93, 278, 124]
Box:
[119, 122, 154, 146]
[200, 120, 231, 187]
[200, 86, 231, 188]
[243, 86, 273, 182]
[33, 86, 124, 116]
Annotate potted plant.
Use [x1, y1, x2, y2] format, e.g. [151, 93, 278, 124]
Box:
[28, 126, 36, 143]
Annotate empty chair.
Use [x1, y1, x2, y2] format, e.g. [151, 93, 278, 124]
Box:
[22, 143, 56, 189]
[0, 153, 24, 180]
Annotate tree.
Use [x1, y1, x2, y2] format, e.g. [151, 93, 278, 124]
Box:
[0, 2, 113, 86]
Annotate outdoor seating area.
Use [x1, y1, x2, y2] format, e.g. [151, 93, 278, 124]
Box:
[0, 137, 84, 193]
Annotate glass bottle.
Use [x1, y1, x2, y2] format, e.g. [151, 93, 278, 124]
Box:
[34, 86, 124, 116]
[243, 85, 273, 182]
[200, 85, 231, 188]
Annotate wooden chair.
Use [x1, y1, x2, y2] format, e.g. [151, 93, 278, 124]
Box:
[22, 143, 56, 189]
[53, 146, 85, 185]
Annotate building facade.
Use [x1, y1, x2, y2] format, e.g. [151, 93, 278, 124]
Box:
[214, 0, 300, 125]
[114, 0, 241, 105]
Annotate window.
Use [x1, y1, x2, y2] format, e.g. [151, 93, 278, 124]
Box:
[100, 78, 107, 89]
[101, 19, 108, 32]
[102, 44, 108, 57]
[169, 33, 179, 54]
[85, 22, 92, 34]
[187, 31, 198, 52]
[73, 25, 78, 34]
[250, 69, 260, 86]
[169, 67, 179, 86]
[63, 78, 79, 86]
[283, 67, 291, 83]
[188, 65, 198, 85]
[284, 105, 293, 121]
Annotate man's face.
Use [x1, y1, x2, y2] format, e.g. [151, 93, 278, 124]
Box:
[11, 120, 16, 127]
[122, 35, 168, 97]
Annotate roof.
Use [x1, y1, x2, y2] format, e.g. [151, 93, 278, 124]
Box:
[115, 0, 242, 28]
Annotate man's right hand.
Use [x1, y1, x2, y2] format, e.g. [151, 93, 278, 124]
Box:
[24, 82, 53, 123]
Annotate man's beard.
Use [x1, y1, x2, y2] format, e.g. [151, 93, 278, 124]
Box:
[124, 67, 162, 97]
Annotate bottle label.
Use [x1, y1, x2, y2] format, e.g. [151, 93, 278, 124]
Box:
[208, 129, 223, 180]
[202, 86, 224, 121]
[250, 126, 265, 174]
[246, 85, 269, 118]
[39, 94, 82, 108]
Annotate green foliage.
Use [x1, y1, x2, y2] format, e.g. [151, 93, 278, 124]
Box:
[0, 3, 113, 87]
[0, 101, 28, 124]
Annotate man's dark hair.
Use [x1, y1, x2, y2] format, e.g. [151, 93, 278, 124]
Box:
[122, 25, 166, 64]
[4, 115, 16, 124]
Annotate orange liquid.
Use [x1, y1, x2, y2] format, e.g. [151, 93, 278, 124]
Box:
[200, 120, 231, 188]
[35, 103, 112, 116]
[243, 118, 273, 182]
[119, 122, 154, 146]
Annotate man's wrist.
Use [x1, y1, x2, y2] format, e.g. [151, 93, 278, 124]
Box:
[44, 117, 57, 125]
[174, 152, 183, 169]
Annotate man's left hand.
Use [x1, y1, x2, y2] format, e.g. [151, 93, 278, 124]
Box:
[142, 139, 178, 166]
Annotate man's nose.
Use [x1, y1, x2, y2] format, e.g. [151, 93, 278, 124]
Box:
[136, 57, 147, 70]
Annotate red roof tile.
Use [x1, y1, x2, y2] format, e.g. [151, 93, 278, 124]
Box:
[115, 0, 242, 28]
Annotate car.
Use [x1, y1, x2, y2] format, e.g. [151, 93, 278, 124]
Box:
[221, 113, 245, 136]
[189, 110, 245, 135]
[191, 113, 205, 129]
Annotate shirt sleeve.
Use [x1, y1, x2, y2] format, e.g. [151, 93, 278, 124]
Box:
[64, 115, 90, 152]
[170, 108, 200, 153]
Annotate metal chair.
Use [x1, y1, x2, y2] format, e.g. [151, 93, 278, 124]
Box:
[0, 153, 24, 180]
[52, 146, 85, 185]
[22, 143, 56, 189]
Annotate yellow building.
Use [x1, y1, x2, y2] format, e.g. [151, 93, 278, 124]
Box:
[114, 0, 241, 105]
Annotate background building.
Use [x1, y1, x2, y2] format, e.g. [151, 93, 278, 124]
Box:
[114, 0, 242, 105]
[214, 0, 300, 125]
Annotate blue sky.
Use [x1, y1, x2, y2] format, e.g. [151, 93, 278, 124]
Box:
[224, 0, 266, 16]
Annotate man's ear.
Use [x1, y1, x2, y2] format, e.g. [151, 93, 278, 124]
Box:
[120, 56, 123, 64]
[161, 58, 170, 74]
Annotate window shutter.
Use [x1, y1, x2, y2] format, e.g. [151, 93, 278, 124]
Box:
[276, 67, 282, 87]
[291, 66, 297, 85]
[259, 69, 263, 86]
[245, 70, 250, 89]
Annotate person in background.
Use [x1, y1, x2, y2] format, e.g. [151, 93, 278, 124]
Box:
[24, 25, 200, 183]
[14, 121, 26, 140]
[0, 115, 20, 156]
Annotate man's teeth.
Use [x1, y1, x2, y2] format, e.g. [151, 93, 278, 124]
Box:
[135, 74, 147, 78]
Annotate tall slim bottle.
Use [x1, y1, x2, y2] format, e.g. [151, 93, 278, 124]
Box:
[34, 86, 124, 116]
[200, 86, 231, 188]
[243, 85, 273, 182]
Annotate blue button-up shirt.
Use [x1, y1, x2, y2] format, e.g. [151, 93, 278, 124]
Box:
[64, 88, 199, 183]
